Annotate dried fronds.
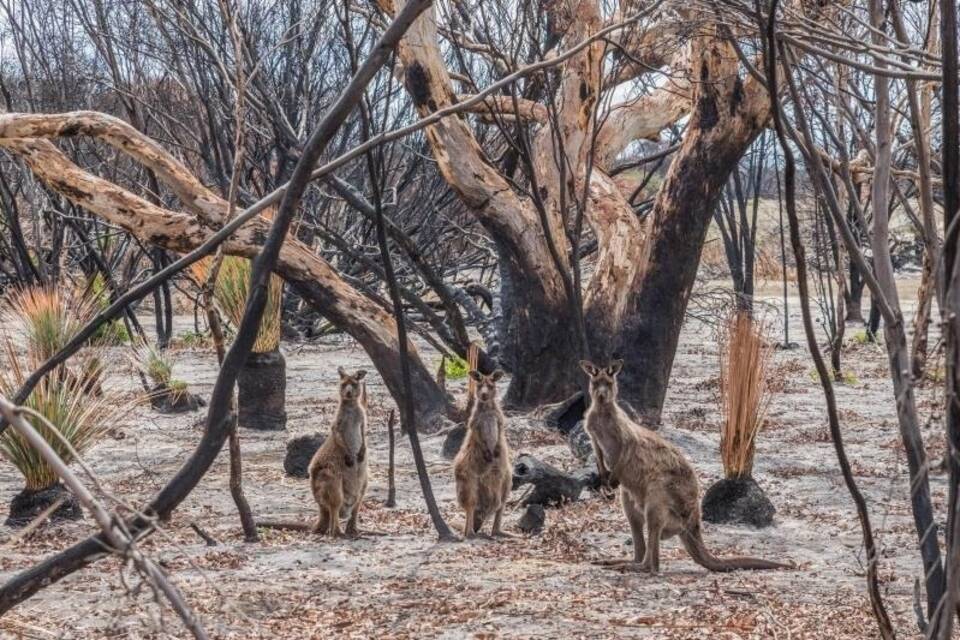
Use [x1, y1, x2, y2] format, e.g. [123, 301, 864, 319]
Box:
[192, 256, 282, 353]
[0, 343, 123, 491]
[718, 310, 774, 479]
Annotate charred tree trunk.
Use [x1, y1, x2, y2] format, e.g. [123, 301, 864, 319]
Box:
[151, 248, 174, 349]
[845, 256, 865, 323]
[499, 256, 581, 408]
[0, 0, 434, 611]
[613, 43, 767, 424]
[844, 198, 866, 324]
[387, 3, 765, 424]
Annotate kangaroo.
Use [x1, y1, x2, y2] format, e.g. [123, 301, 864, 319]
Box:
[453, 369, 512, 538]
[580, 359, 789, 573]
[308, 367, 368, 537]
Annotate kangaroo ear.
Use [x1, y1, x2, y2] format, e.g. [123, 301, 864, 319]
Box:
[490, 369, 504, 382]
[468, 370, 483, 382]
[607, 359, 624, 376]
[337, 366, 347, 379]
[355, 369, 367, 380]
[580, 360, 598, 377]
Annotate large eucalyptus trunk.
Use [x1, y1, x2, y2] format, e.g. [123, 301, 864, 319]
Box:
[386, 1, 767, 422]
[610, 70, 765, 423]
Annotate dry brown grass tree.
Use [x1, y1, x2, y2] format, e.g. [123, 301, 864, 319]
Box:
[718, 310, 773, 480]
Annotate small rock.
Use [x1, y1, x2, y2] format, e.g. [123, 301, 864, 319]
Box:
[517, 504, 545, 534]
[284, 433, 325, 478]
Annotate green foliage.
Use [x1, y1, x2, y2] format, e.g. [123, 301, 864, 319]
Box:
[837, 371, 859, 385]
[76, 274, 129, 346]
[168, 378, 189, 402]
[443, 354, 470, 379]
[137, 344, 174, 387]
[92, 319, 130, 345]
[88, 272, 110, 309]
[5, 286, 97, 362]
[808, 368, 859, 385]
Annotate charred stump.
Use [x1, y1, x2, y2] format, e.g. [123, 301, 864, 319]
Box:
[701, 475, 775, 528]
[6, 483, 82, 527]
[148, 384, 204, 414]
[567, 421, 594, 462]
[512, 453, 596, 507]
[517, 504, 546, 534]
[238, 349, 287, 430]
[440, 424, 467, 460]
[542, 392, 587, 434]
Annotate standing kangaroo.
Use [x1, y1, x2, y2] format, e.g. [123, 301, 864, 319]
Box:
[454, 369, 512, 538]
[308, 367, 368, 537]
[581, 359, 789, 573]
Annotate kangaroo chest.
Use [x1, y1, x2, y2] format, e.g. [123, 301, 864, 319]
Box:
[584, 415, 622, 468]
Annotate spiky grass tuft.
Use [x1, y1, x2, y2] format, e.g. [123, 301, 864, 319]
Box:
[4, 286, 98, 361]
[718, 310, 773, 479]
[141, 344, 174, 387]
[192, 256, 282, 353]
[0, 343, 122, 491]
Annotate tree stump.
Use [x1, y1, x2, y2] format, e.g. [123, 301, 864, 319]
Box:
[542, 392, 586, 433]
[238, 349, 287, 430]
[701, 476, 775, 528]
[567, 420, 593, 461]
[517, 504, 546, 534]
[284, 433, 325, 478]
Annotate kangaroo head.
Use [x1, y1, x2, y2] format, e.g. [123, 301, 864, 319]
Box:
[337, 366, 367, 403]
[468, 369, 503, 405]
[580, 359, 623, 405]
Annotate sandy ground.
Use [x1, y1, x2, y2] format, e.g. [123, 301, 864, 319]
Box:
[0, 283, 953, 639]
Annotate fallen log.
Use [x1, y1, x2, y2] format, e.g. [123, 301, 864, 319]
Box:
[511, 453, 598, 507]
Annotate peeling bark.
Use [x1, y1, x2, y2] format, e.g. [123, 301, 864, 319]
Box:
[599, 35, 769, 423]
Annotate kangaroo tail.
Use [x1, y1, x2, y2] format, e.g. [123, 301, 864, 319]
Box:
[681, 524, 791, 572]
